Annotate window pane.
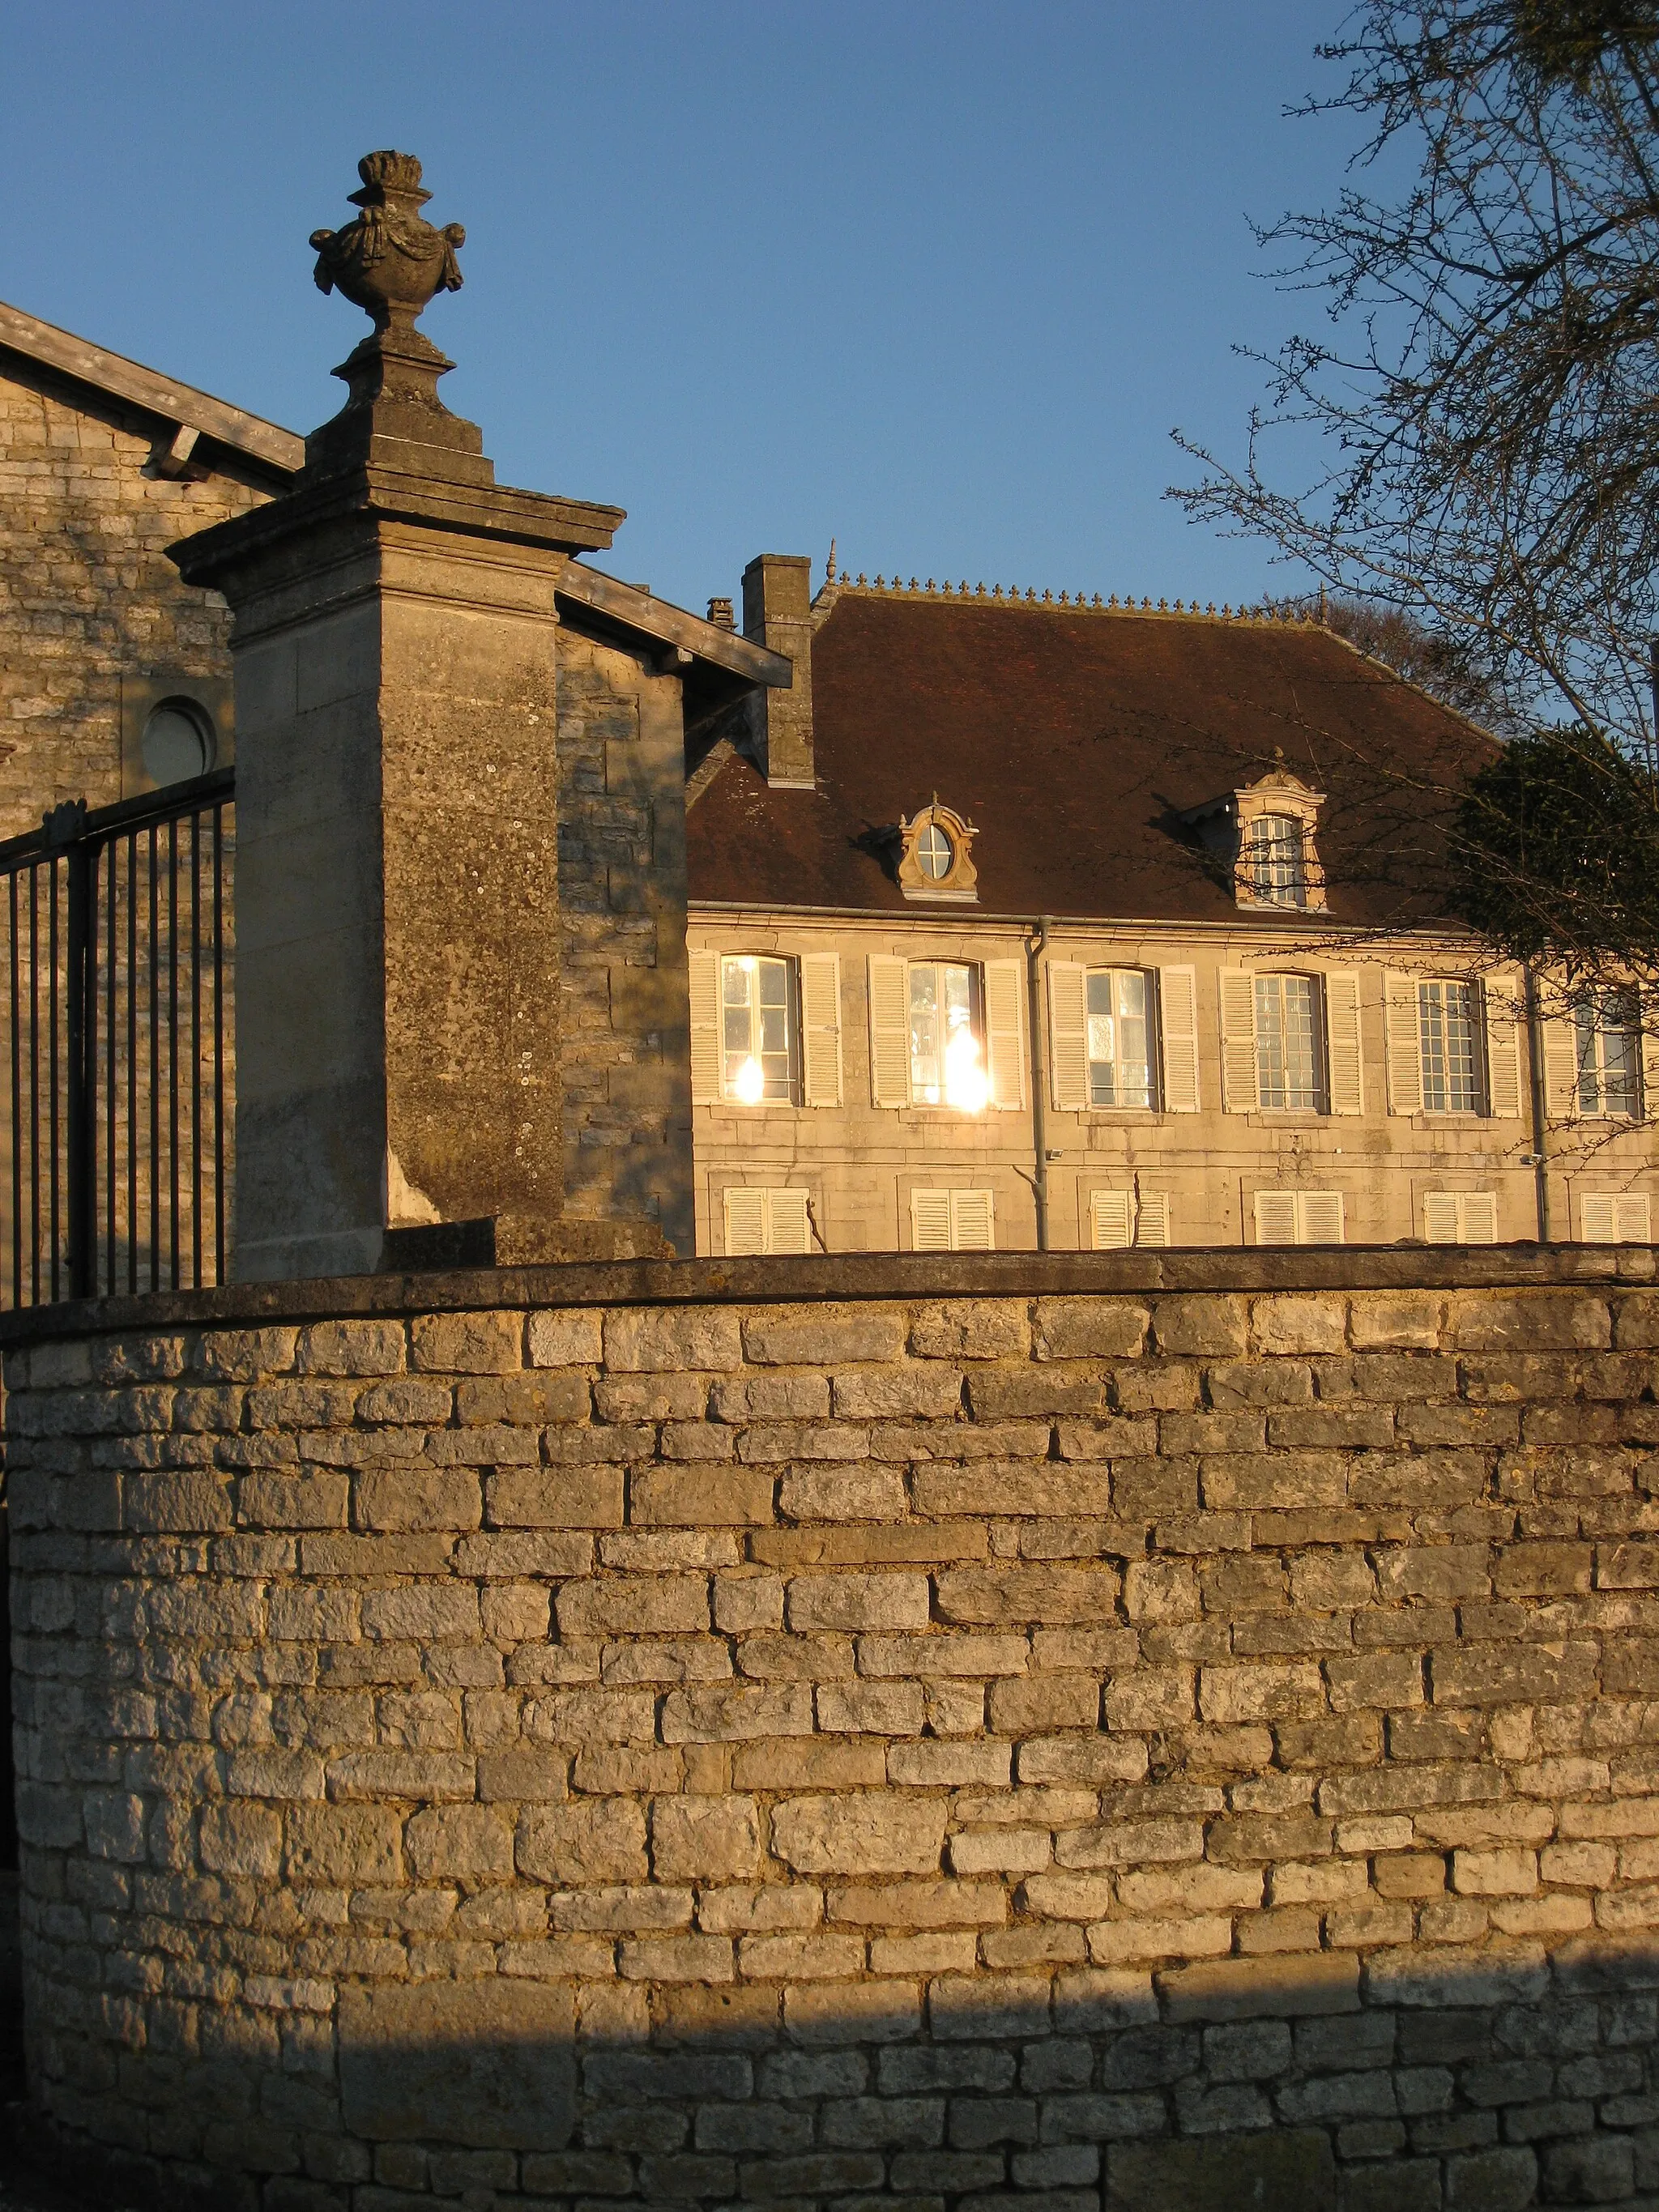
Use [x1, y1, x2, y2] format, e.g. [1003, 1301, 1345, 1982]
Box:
[1087, 970, 1116, 1106]
[1255, 974, 1320, 1110]
[909, 965, 942, 1103]
[1114, 970, 1152, 1109]
[723, 955, 796, 1101]
[1420, 980, 1479, 1114]
[1576, 999, 1602, 1115]
[1600, 989, 1640, 1116]
[1249, 814, 1307, 907]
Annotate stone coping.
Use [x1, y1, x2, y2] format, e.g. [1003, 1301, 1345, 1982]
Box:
[1, 1240, 1653, 1347]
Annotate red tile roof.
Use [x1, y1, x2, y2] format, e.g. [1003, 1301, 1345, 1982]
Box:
[686, 590, 1494, 928]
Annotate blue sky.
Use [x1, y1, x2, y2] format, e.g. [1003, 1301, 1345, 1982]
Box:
[2, 1, 1360, 616]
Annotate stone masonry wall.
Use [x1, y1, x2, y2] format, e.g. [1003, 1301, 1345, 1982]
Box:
[10, 1264, 1659, 2210]
[0, 351, 275, 834]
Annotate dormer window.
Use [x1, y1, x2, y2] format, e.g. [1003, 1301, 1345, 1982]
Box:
[1246, 812, 1307, 908]
[1181, 761, 1328, 914]
[897, 800, 979, 904]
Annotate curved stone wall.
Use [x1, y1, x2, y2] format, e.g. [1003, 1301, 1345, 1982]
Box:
[7, 1258, 1659, 2210]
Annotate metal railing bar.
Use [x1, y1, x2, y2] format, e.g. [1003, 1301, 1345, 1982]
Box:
[0, 768, 234, 871]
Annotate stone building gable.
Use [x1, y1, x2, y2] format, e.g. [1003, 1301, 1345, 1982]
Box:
[0, 337, 287, 837]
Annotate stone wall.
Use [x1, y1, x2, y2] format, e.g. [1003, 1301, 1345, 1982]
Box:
[0, 350, 277, 835]
[8, 1252, 1659, 2211]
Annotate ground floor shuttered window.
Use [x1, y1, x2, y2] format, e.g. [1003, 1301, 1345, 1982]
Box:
[1581, 1192, 1653, 1245]
[911, 1188, 995, 1252]
[1090, 1190, 1171, 1248]
[1254, 1190, 1345, 1246]
[1423, 1191, 1498, 1245]
[723, 1187, 812, 1255]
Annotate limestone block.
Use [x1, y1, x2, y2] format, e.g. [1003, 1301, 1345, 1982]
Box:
[935, 1565, 1120, 1625]
[743, 1306, 906, 1366]
[786, 1573, 930, 1632]
[1034, 1300, 1150, 1360]
[1150, 1298, 1248, 1357]
[487, 1468, 624, 1528]
[405, 1805, 514, 1881]
[630, 1465, 774, 1527]
[604, 1306, 743, 1373]
[909, 1301, 1031, 1361]
[770, 1795, 946, 1875]
[338, 1979, 574, 2149]
[650, 1795, 761, 1881]
[526, 1310, 603, 1366]
[295, 1320, 407, 1376]
[284, 1805, 403, 1885]
[409, 1310, 523, 1374]
[830, 1366, 964, 1418]
[778, 1467, 908, 1521]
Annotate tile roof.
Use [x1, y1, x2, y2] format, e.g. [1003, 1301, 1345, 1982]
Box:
[685, 586, 1495, 928]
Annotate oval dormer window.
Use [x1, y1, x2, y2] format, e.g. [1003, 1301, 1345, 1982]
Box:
[916, 823, 953, 880]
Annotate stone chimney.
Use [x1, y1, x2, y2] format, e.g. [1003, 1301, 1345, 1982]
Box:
[741, 554, 814, 787]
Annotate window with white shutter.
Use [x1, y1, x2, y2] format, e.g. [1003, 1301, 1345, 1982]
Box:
[1089, 1189, 1171, 1249]
[1254, 1190, 1345, 1245]
[1581, 1192, 1653, 1244]
[1219, 970, 1259, 1112]
[983, 960, 1026, 1110]
[1571, 988, 1642, 1119]
[1543, 1014, 1580, 1122]
[1325, 970, 1364, 1115]
[1385, 971, 1423, 1114]
[1484, 973, 1524, 1118]
[911, 1188, 996, 1251]
[1424, 1191, 1498, 1244]
[1158, 965, 1201, 1112]
[723, 1187, 814, 1255]
[689, 948, 723, 1106]
[1418, 979, 1484, 1114]
[1049, 963, 1090, 1110]
[868, 956, 911, 1107]
[799, 954, 842, 1106]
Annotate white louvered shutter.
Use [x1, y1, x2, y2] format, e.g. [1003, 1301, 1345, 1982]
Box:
[1642, 1021, 1659, 1124]
[1461, 1192, 1499, 1245]
[1325, 970, 1364, 1116]
[1048, 963, 1090, 1110]
[1254, 1191, 1299, 1247]
[1422, 1192, 1461, 1245]
[1582, 1194, 1619, 1244]
[1220, 970, 1259, 1113]
[868, 956, 911, 1107]
[723, 1187, 767, 1255]
[1542, 1017, 1580, 1122]
[1385, 973, 1422, 1115]
[1485, 972, 1524, 1117]
[1299, 1191, 1346, 1245]
[689, 949, 723, 1106]
[950, 1190, 996, 1251]
[1617, 1194, 1653, 1243]
[765, 1189, 812, 1253]
[1090, 1190, 1133, 1249]
[983, 961, 1026, 1110]
[1136, 1191, 1171, 1247]
[800, 953, 842, 1106]
[1158, 965, 1200, 1112]
[911, 1189, 953, 1251]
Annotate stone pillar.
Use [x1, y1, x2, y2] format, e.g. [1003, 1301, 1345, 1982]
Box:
[172, 151, 644, 1278]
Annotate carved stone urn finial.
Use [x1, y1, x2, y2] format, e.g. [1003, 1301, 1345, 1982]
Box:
[309, 151, 465, 335]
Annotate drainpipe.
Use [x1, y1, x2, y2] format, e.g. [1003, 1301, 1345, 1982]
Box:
[1525, 962, 1552, 1243]
[1028, 918, 1053, 1251]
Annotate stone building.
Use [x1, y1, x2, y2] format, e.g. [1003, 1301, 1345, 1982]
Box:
[4, 289, 1656, 1268]
[688, 566, 1659, 1257]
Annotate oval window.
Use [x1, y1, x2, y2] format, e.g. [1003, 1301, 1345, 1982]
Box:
[916, 822, 953, 879]
[142, 699, 215, 788]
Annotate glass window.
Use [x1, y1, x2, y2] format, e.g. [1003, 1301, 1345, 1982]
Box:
[722, 955, 797, 1103]
[915, 824, 953, 880]
[1086, 969, 1154, 1108]
[1575, 988, 1642, 1118]
[1419, 979, 1482, 1114]
[1247, 813, 1307, 907]
[909, 961, 986, 1110]
[1254, 974, 1324, 1110]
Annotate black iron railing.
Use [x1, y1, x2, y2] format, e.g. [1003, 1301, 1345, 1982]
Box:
[0, 770, 233, 1306]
